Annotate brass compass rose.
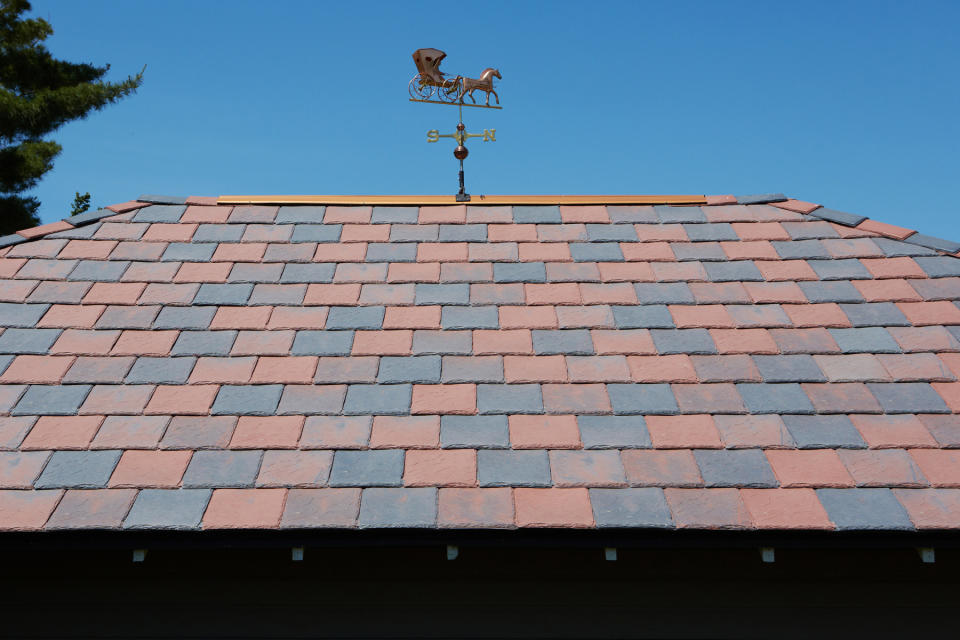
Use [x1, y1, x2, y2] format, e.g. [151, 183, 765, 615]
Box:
[408, 48, 501, 202]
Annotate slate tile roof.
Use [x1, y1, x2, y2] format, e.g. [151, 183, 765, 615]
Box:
[1, 194, 960, 532]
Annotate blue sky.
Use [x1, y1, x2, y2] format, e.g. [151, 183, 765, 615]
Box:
[27, 0, 960, 239]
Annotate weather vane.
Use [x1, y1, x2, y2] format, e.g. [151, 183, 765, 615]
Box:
[408, 48, 501, 202]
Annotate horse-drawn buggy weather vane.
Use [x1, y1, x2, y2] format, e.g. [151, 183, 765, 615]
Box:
[408, 48, 501, 202]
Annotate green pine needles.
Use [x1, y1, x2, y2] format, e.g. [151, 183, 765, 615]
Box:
[0, 0, 143, 233]
[69, 190, 90, 216]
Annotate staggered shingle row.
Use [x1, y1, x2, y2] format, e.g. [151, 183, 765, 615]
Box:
[1, 381, 958, 416]
[3, 485, 959, 531]
[7, 437, 960, 486]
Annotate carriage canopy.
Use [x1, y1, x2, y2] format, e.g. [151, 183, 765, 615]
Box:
[412, 48, 449, 83]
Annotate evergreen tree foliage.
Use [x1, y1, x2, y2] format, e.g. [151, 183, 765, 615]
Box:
[0, 0, 143, 233]
[69, 190, 89, 216]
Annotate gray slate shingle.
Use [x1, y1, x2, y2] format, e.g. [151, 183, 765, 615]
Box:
[494, 262, 546, 283]
[651, 329, 716, 355]
[0, 328, 61, 354]
[840, 303, 910, 327]
[782, 415, 866, 449]
[683, 223, 737, 242]
[590, 488, 673, 528]
[172, 330, 238, 356]
[329, 450, 404, 487]
[292, 331, 354, 356]
[737, 383, 815, 414]
[154, 306, 216, 330]
[292, 224, 341, 243]
[413, 330, 472, 355]
[442, 306, 498, 329]
[570, 243, 624, 262]
[904, 233, 960, 254]
[416, 283, 469, 306]
[280, 264, 336, 283]
[0, 304, 51, 328]
[634, 283, 694, 304]
[193, 283, 253, 306]
[915, 256, 960, 278]
[809, 207, 867, 226]
[654, 205, 706, 223]
[12, 385, 91, 415]
[126, 357, 196, 384]
[752, 355, 826, 382]
[829, 328, 901, 354]
[343, 384, 412, 415]
[771, 240, 830, 260]
[378, 356, 441, 383]
[817, 488, 914, 530]
[35, 450, 121, 488]
[808, 259, 871, 280]
[162, 243, 215, 262]
[513, 206, 560, 223]
[693, 449, 777, 487]
[276, 206, 326, 224]
[62, 208, 116, 226]
[440, 415, 510, 448]
[612, 305, 674, 329]
[439, 224, 486, 242]
[132, 205, 186, 222]
[798, 281, 864, 304]
[477, 384, 543, 414]
[586, 224, 637, 241]
[608, 384, 679, 415]
[866, 383, 950, 414]
[578, 415, 651, 449]
[370, 206, 418, 224]
[67, 260, 129, 282]
[211, 385, 283, 415]
[193, 224, 244, 242]
[532, 330, 594, 355]
[358, 487, 437, 527]
[326, 307, 385, 330]
[182, 450, 263, 487]
[478, 450, 551, 486]
[124, 489, 212, 529]
[704, 261, 763, 282]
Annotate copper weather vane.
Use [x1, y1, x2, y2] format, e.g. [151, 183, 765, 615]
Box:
[408, 48, 501, 202]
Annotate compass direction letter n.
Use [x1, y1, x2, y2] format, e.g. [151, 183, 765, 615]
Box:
[483, 129, 496, 142]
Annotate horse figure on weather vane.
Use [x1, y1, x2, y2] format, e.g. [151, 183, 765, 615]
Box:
[408, 48, 501, 202]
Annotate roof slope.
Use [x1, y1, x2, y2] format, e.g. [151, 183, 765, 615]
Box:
[1, 195, 960, 532]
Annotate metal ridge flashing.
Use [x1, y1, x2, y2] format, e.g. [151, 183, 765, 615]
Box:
[216, 195, 709, 206]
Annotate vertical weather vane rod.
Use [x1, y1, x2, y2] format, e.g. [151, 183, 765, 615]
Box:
[408, 48, 501, 202]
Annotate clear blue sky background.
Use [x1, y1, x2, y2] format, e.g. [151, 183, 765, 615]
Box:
[26, 0, 960, 239]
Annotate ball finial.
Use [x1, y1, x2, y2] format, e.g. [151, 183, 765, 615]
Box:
[454, 145, 468, 160]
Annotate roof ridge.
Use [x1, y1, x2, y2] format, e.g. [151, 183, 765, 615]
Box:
[1, 194, 957, 260]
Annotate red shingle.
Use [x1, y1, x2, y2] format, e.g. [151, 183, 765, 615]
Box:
[515, 488, 594, 528]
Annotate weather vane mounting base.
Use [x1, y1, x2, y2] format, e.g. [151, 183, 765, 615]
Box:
[456, 193, 471, 202]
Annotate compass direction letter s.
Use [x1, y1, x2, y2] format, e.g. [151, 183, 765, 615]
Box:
[427, 129, 440, 143]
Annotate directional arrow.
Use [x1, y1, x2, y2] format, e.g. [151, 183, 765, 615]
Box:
[427, 129, 496, 144]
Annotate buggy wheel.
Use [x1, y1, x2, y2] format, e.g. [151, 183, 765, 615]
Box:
[438, 78, 462, 103]
[409, 75, 434, 100]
